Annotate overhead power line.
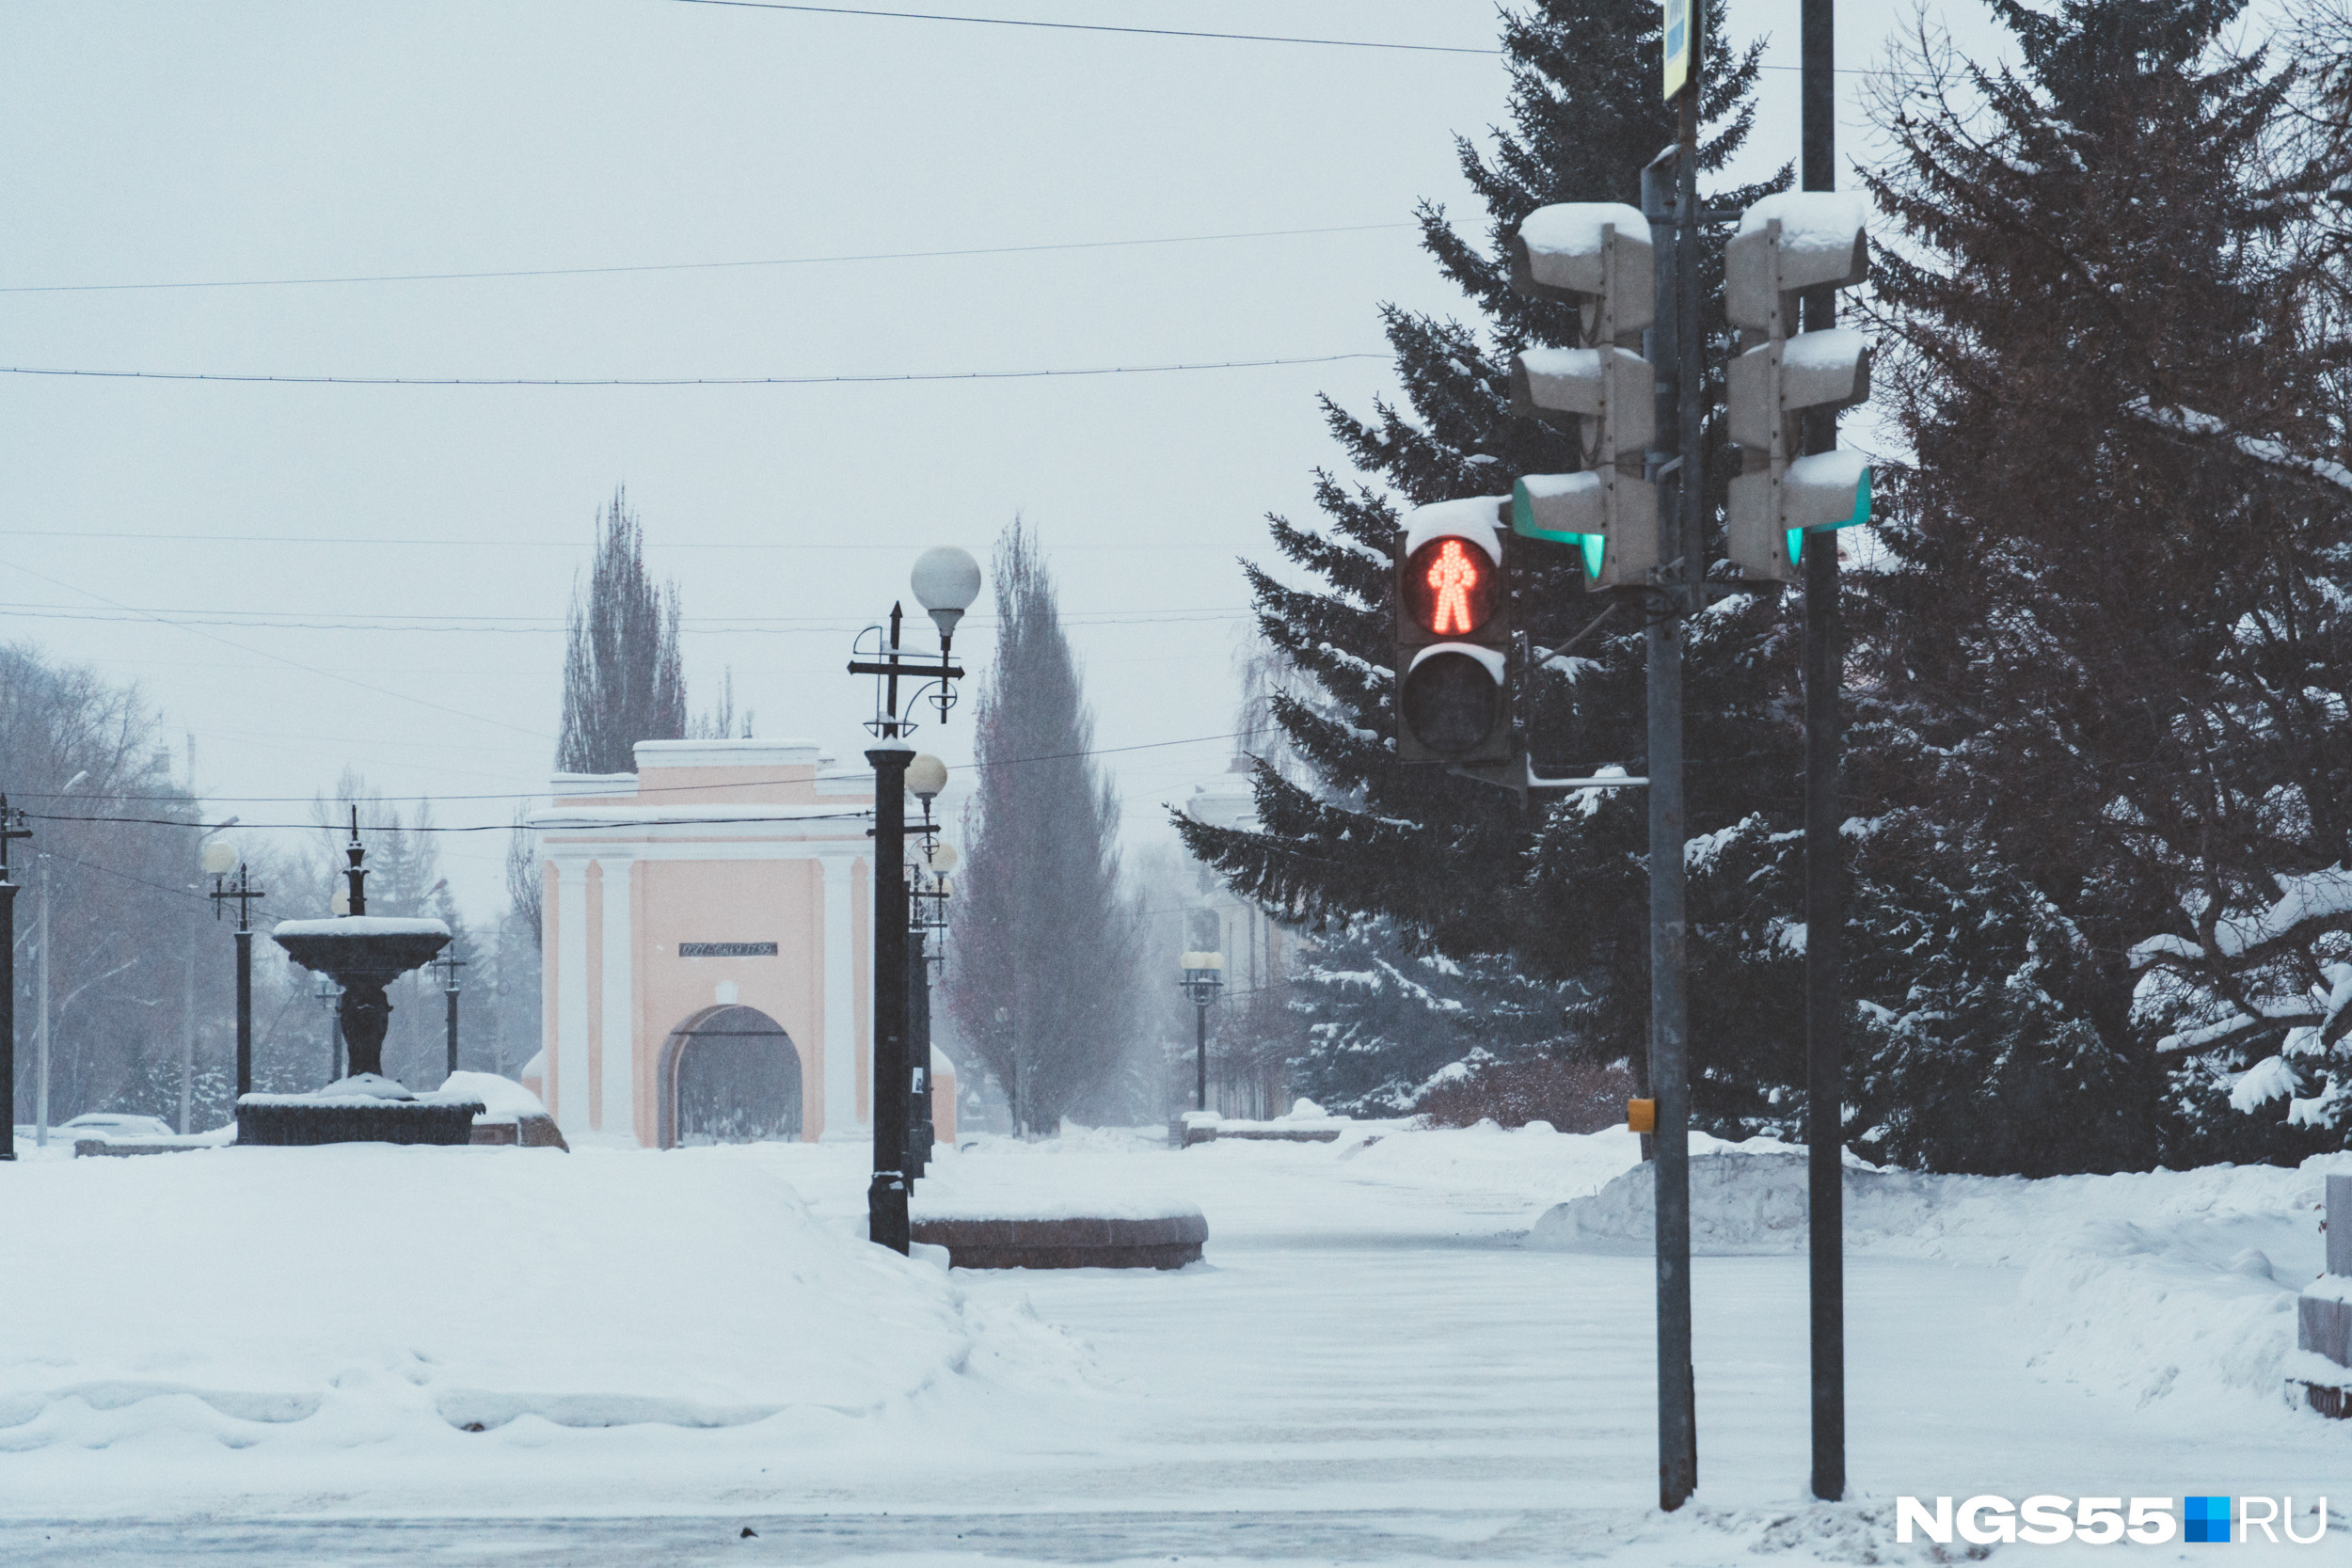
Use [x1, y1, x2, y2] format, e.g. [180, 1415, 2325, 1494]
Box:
[0, 556, 553, 741]
[0, 222, 1412, 294]
[17, 730, 1269, 811]
[0, 528, 1245, 553]
[661, 1, 1891, 72]
[661, 0, 1497, 54]
[0, 354, 1383, 388]
[0, 599, 1247, 633]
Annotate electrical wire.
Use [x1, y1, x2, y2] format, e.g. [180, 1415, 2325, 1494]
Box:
[0, 556, 554, 741]
[13, 730, 1268, 812]
[660, 0, 1893, 73]
[0, 222, 1413, 295]
[0, 354, 1384, 388]
[0, 528, 1248, 553]
[0, 601, 1248, 633]
[660, 0, 1497, 54]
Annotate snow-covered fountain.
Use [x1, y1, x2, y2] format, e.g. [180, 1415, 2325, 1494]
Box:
[235, 814, 484, 1146]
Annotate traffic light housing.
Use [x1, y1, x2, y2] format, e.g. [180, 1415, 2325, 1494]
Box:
[1504, 202, 1661, 590]
[1723, 193, 1872, 583]
[1394, 497, 1513, 765]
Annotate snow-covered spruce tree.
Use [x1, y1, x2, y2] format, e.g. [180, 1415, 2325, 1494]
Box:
[945, 521, 1140, 1132]
[1859, 0, 2352, 1164]
[556, 488, 686, 776]
[1175, 0, 1816, 1133]
[1283, 918, 1579, 1115]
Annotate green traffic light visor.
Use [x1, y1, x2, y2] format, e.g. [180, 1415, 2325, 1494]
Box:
[1511, 481, 1606, 579]
[1788, 464, 1871, 565]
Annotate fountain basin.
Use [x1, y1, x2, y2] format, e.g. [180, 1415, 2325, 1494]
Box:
[238, 1074, 484, 1147]
[273, 916, 452, 985]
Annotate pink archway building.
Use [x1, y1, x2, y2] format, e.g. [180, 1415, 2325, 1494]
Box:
[526, 738, 955, 1148]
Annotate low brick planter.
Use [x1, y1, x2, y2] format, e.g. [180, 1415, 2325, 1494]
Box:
[1172, 1118, 1344, 1148]
[236, 1099, 485, 1147]
[909, 1212, 1207, 1270]
[469, 1114, 570, 1150]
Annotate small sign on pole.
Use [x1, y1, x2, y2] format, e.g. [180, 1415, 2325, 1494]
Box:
[1662, 0, 1693, 101]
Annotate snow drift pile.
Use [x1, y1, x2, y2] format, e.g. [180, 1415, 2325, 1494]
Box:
[0, 1144, 994, 1452]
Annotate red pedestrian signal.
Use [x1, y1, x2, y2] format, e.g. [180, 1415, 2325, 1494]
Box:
[1393, 499, 1513, 765]
[1404, 536, 1501, 638]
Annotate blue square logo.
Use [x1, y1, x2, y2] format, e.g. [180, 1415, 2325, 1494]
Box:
[2185, 1496, 2232, 1544]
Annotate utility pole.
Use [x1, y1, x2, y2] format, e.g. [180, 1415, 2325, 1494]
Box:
[1801, 0, 1848, 1505]
[0, 800, 31, 1161]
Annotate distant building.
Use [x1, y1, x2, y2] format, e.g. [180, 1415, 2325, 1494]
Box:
[525, 738, 955, 1148]
[1183, 758, 1295, 1118]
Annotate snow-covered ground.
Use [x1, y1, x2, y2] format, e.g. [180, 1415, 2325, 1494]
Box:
[2, 1122, 2346, 1563]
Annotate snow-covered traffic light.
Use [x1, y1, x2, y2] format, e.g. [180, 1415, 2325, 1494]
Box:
[1723, 194, 1872, 584]
[1505, 202, 1661, 590]
[1394, 497, 1512, 764]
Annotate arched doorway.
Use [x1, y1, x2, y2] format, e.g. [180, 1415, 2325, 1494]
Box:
[658, 1006, 803, 1148]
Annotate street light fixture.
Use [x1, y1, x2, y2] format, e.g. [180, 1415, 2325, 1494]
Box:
[313, 972, 344, 1081]
[845, 551, 980, 1255]
[433, 949, 467, 1085]
[206, 841, 268, 1101]
[1178, 951, 1225, 1113]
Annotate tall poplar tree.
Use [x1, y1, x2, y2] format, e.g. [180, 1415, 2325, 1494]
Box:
[945, 522, 1139, 1132]
[556, 488, 687, 776]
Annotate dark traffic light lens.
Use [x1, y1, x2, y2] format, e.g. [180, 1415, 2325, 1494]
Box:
[1402, 536, 1502, 638]
[1400, 650, 1501, 756]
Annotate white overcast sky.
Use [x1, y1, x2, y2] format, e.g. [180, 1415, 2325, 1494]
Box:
[1, 0, 2015, 920]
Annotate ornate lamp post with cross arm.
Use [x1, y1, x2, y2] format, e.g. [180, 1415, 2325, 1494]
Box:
[204, 845, 268, 1099]
[845, 547, 981, 1254]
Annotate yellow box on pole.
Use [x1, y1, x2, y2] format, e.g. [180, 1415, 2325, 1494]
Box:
[1628, 1098, 1658, 1134]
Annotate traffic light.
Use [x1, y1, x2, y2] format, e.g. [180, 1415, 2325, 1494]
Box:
[1724, 193, 1872, 584]
[1394, 496, 1513, 765]
[1505, 202, 1661, 590]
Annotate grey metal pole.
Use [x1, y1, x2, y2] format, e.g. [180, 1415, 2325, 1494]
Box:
[445, 984, 459, 1083]
[36, 859, 51, 1148]
[234, 927, 253, 1099]
[866, 737, 914, 1255]
[1647, 64, 1703, 1517]
[1195, 996, 1208, 1111]
[0, 800, 24, 1161]
[1800, 0, 1848, 1505]
[179, 928, 195, 1134]
[0, 877, 15, 1163]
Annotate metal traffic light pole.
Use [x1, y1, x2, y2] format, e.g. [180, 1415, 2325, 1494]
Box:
[1648, 61, 1701, 1515]
[1800, 0, 1849, 1505]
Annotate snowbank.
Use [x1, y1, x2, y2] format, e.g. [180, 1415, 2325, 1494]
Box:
[0, 1143, 999, 1454]
[271, 916, 452, 939]
[1533, 1140, 2344, 1412]
[437, 1069, 547, 1122]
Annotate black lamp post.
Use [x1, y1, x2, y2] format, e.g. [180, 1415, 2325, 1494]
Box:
[904, 789, 951, 1180]
[1179, 951, 1225, 1113]
[845, 547, 980, 1255]
[0, 798, 31, 1161]
[206, 853, 268, 1098]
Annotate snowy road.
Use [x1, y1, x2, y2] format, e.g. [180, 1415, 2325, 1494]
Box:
[4, 1127, 2346, 1563]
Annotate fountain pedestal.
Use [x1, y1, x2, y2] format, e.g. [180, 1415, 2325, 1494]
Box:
[235, 819, 483, 1147]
